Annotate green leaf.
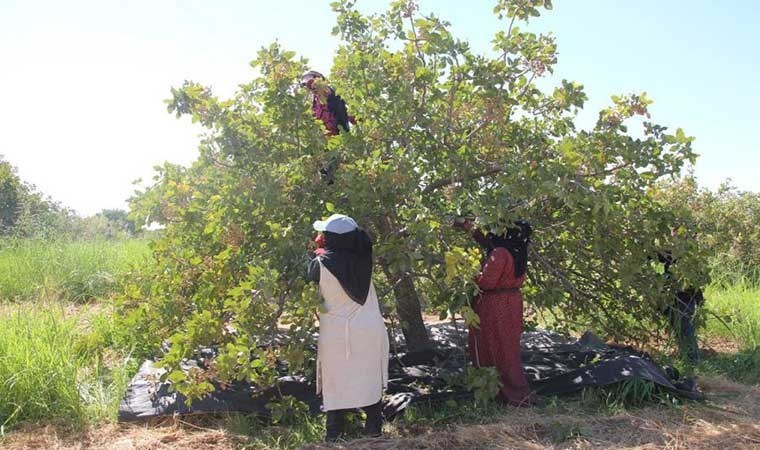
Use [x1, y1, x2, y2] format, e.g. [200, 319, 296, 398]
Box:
[167, 370, 186, 384]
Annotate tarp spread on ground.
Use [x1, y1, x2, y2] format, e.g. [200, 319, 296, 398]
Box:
[118, 325, 702, 422]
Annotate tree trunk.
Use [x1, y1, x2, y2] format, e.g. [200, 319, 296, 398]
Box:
[381, 263, 432, 352]
[374, 215, 432, 352]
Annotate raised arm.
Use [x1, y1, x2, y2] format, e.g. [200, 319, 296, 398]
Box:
[469, 229, 491, 249]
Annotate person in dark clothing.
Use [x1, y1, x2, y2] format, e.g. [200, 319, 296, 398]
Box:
[659, 252, 704, 362]
[301, 70, 355, 136]
[306, 214, 389, 441]
[301, 71, 356, 184]
[454, 219, 537, 406]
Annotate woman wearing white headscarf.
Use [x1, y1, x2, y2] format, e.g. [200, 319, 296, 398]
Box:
[306, 214, 389, 441]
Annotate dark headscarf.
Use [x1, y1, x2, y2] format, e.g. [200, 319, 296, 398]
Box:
[657, 251, 704, 307]
[486, 220, 532, 278]
[301, 70, 351, 134]
[325, 90, 351, 132]
[319, 229, 373, 305]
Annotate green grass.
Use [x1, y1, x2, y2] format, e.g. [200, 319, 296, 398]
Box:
[0, 302, 134, 432]
[696, 348, 760, 385]
[401, 397, 505, 425]
[0, 238, 146, 432]
[0, 239, 150, 302]
[224, 411, 325, 450]
[704, 281, 760, 351]
[695, 280, 760, 384]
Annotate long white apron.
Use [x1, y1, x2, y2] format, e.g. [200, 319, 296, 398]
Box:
[316, 260, 389, 411]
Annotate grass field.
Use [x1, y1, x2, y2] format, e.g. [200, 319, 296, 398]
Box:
[0, 302, 133, 432]
[0, 239, 150, 302]
[0, 238, 145, 431]
[696, 281, 760, 385]
[704, 281, 760, 350]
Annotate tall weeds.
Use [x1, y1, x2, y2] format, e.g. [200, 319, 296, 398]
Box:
[704, 278, 760, 351]
[0, 303, 132, 431]
[0, 239, 150, 302]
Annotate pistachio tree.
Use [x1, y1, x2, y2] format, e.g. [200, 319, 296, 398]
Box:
[121, 0, 705, 398]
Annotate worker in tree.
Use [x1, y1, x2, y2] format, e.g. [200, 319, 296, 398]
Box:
[301, 70, 355, 136]
[300, 71, 356, 184]
[659, 252, 704, 362]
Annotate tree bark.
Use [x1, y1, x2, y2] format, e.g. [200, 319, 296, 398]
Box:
[373, 215, 432, 352]
[381, 264, 432, 352]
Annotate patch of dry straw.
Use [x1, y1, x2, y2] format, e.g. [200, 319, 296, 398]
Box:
[2, 376, 758, 450]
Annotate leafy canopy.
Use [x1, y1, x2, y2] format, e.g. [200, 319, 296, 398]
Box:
[122, 0, 705, 399]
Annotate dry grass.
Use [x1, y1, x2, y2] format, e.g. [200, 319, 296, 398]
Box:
[3, 375, 758, 450]
[308, 378, 760, 450]
[0, 420, 246, 450]
[700, 334, 741, 355]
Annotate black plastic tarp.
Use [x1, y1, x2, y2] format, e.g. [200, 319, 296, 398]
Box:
[118, 326, 701, 422]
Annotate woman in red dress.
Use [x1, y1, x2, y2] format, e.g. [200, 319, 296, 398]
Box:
[456, 219, 536, 406]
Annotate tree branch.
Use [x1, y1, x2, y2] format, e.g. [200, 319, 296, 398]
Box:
[530, 249, 627, 331]
[421, 163, 503, 194]
[267, 278, 291, 345]
[576, 161, 632, 178]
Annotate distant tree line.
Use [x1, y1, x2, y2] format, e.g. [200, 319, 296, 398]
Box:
[660, 176, 760, 284]
[0, 155, 137, 240]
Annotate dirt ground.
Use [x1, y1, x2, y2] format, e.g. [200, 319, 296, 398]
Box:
[3, 375, 759, 450]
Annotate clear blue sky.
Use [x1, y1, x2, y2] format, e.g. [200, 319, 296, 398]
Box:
[1, 0, 758, 215]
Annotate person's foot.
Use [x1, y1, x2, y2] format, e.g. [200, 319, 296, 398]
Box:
[324, 434, 343, 443]
[363, 403, 383, 437]
[325, 411, 346, 442]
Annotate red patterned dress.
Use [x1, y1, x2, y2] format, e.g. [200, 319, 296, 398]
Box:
[312, 92, 341, 136]
[311, 88, 355, 137]
[468, 246, 534, 406]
